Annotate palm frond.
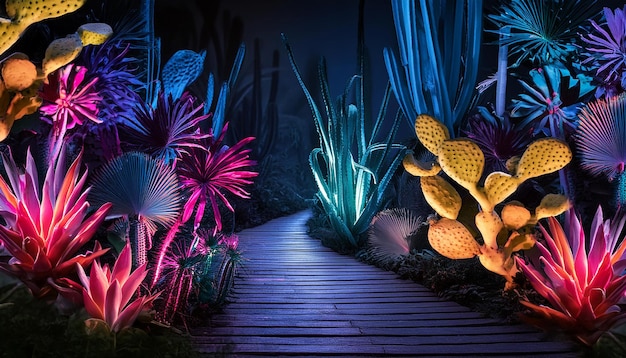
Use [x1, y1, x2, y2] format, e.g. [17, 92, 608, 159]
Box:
[88, 152, 182, 234]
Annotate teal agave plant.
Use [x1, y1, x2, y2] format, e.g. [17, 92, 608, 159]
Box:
[383, 0, 482, 135]
[283, 16, 406, 248]
[88, 152, 182, 268]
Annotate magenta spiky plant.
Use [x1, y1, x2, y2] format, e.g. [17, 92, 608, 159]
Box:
[176, 123, 258, 233]
[581, 6, 626, 98]
[516, 207, 626, 346]
[121, 91, 209, 166]
[575, 94, 626, 207]
[0, 146, 111, 303]
[39, 64, 102, 160]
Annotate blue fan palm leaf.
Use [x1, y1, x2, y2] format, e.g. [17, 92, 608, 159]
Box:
[576, 94, 626, 180]
[88, 152, 182, 233]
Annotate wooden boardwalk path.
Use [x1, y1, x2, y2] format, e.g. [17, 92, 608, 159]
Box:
[192, 210, 581, 357]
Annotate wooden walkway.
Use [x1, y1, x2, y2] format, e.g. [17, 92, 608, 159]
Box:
[192, 210, 581, 357]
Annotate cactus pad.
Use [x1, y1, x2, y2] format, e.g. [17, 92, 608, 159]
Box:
[414, 114, 449, 154]
[503, 232, 536, 257]
[1, 0, 87, 57]
[438, 139, 484, 190]
[1, 53, 37, 91]
[420, 175, 462, 219]
[428, 218, 480, 259]
[42, 34, 83, 78]
[162, 49, 207, 100]
[484, 172, 520, 207]
[534, 194, 569, 221]
[501, 201, 531, 230]
[515, 138, 572, 181]
[402, 154, 441, 177]
[77, 23, 113, 46]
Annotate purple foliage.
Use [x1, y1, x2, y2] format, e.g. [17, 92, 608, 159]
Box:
[463, 114, 531, 174]
[582, 6, 626, 98]
[121, 91, 209, 165]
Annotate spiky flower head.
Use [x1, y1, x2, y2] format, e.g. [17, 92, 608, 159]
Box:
[177, 123, 257, 233]
[575, 93, 626, 180]
[121, 91, 209, 166]
[488, 0, 599, 67]
[39, 64, 102, 158]
[581, 6, 626, 98]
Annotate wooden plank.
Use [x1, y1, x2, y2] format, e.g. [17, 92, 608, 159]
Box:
[191, 210, 578, 356]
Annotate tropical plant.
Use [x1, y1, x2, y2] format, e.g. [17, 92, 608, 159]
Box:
[575, 93, 626, 208]
[383, 0, 482, 135]
[121, 91, 209, 166]
[512, 65, 595, 138]
[488, 0, 599, 67]
[284, 34, 407, 249]
[176, 123, 258, 233]
[0, 147, 111, 303]
[516, 206, 626, 346]
[88, 152, 182, 268]
[39, 64, 102, 160]
[403, 114, 572, 288]
[368, 208, 423, 264]
[463, 111, 531, 174]
[77, 243, 159, 333]
[581, 5, 626, 98]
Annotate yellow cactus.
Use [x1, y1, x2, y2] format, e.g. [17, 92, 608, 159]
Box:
[78, 23, 114, 46]
[420, 175, 462, 220]
[402, 154, 441, 177]
[41, 35, 84, 78]
[0, 0, 87, 57]
[405, 114, 573, 289]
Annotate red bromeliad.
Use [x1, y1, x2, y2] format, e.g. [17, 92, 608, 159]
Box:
[77, 243, 159, 333]
[517, 207, 626, 345]
[0, 147, 111, 303]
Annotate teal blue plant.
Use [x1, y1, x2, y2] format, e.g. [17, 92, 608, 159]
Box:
[283, 30, 407, 248]
[512, 65, 595, 138]
[488, 0, 599, 67]
[383, 0, 482, 135]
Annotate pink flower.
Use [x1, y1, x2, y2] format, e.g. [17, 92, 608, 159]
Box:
[77, 243, 160, 333]
[517, 207, 626, 345]
[39, 64, 102, 159]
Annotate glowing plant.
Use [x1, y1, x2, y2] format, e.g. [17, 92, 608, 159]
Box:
[512, 65, 595, 138]
[383, 0, 482, 134]
[77, 243, 159, 333]
[517, 207, 626, 346]
[176, 123, 257, 233]
[0, 0, 88, 57]
[40, 64, 102, 159]
[0, 147, 111, 302]
[284, 28, 406, 248]
[403, 114, 572, 288]
[368, 208, 422, 264]
[488, 0, 598, 67]
[121, 91, 209, 166]
[463, 112, 531, 174]
[89, 152, 182, 268]
[575, 93, 626, 208]
[581, 6, 626, 98]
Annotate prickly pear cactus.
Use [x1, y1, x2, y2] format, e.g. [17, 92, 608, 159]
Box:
[403, 114, 572, 289]
[0, 0, 87, 57]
